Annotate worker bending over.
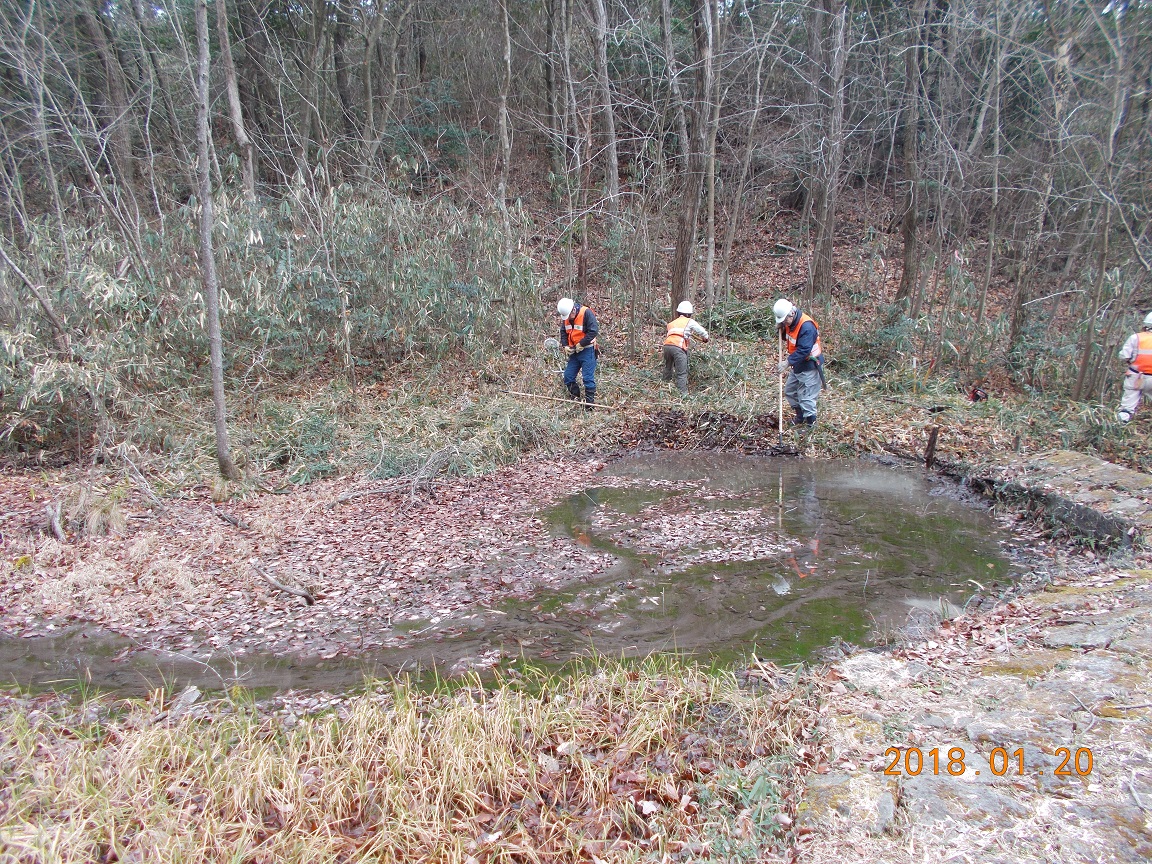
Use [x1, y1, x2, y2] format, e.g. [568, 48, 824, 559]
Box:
[663, 301, 710, 394]
[773, 298, 824, 427]
[557, 297, 599, 410]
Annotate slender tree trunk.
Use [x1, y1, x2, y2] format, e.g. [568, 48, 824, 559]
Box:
[810, 0, 848, 300]
[975, 5, 1002, 327]
[194, 0, 240, 480]
[660, 0, 690, 165]
[1072, 13, 1130, 401]
[332, 3, 358, 145]
[669, 0, 713, 308]
[19, 6, 72, 273]
[544, 0, 565, 180]
[1072, 210, 1111, 401]
[895, 0, 926, 305]
[76, 0, 136, 189]
[215, 0, 257, 201]
[363, 0, 413, 173]
[590, 0, 619, 218]
[496, 0, 521, 341]
[702, 0, 722, 305]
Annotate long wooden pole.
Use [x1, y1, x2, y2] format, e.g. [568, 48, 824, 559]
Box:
[778, 332, 785, 445]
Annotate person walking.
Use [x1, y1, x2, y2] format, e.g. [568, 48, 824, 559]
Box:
[663, 301, 710, 394]
[773, 298, 824, 426]
[557, 297, 599, 409]
[1118, 311, 1152, 423]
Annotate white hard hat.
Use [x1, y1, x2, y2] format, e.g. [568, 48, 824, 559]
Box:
[676, 300, 694, 315]
[557, 297, 575, 318]
[1144, 311, 1152, 329]
[773, 299, 795, 325]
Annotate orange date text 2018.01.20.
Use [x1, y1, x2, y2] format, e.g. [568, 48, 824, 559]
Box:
[883, 746, 1094, 777]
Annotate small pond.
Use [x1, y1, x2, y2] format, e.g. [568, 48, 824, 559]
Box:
[0, 454, 1015, 695]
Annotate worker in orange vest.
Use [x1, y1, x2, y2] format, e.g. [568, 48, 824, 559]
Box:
[1118, 311, 1152, 423]
[557, 297, 599, 409]
[662, 300, 710, 394]
[773, 298, 824, 426]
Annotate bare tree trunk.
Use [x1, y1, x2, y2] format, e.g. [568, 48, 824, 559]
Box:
[702, 0, 723, 305]
[669, 0, 714, 308]
[215, 0, 257, 201]
[495, 0, 521, 341]
[1073, 11, 1131, 401]
[332, 3, 358, 145]
[194, 0, 240, 480]
[17, 3, 73, 273]
[544, 0, 564, 180]
[590, 0, 620, 218]
[660, 0, 690, 165]
[895, 0, 927, 305]
[720, 1, 779, 298]
[810, 0, 848, 300]
[363, 0, 413, 174]
[974, 4, 1002, 327]
[76, 0, 136, 189]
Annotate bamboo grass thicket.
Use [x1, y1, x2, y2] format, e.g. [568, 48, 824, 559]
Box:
[0, 659, 819, 862]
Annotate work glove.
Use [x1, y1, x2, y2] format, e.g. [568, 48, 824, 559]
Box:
[565, 346, 577, 357]
[777, 360, 789, 374]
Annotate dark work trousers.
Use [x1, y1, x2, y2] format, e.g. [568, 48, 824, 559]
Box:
[563, 345, 597, 397]
[662, 344, 689, 394]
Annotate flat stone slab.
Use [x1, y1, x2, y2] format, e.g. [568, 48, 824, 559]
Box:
[901, 773, 1030, 827]
[984, 450, 1152, 544]
[1042, 621, 1130, 649]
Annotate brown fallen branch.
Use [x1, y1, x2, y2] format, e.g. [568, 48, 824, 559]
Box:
[44, 502, 66, 542]
[212, 506, 251, 531]
[253, 564, 314, 605]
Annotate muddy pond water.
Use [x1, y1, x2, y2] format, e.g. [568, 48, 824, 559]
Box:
[0, 454, 1015, 695]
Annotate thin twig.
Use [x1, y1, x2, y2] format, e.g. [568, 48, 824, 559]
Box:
[1071, 691, 1098, 734]
[1130, 781, 1149, 812]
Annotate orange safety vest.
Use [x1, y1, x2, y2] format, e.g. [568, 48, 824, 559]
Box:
[564, 305, 596, 349]
[1132, 332, 1152, 374]
[784, 312, 823, 361]
[663, 315, 693, 351]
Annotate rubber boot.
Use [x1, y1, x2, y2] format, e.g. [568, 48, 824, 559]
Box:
[566, 381, 582, 401]
[583, 389, 596, 412]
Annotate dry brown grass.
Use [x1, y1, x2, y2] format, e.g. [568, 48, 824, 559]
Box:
[0, 658, 822, 863]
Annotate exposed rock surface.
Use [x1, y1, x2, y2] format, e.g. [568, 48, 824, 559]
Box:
[977, 450, 1152, 546]
[798, 568, 1152, 864]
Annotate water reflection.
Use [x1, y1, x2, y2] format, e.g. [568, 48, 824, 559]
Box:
[0, 454, 1014, 694]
